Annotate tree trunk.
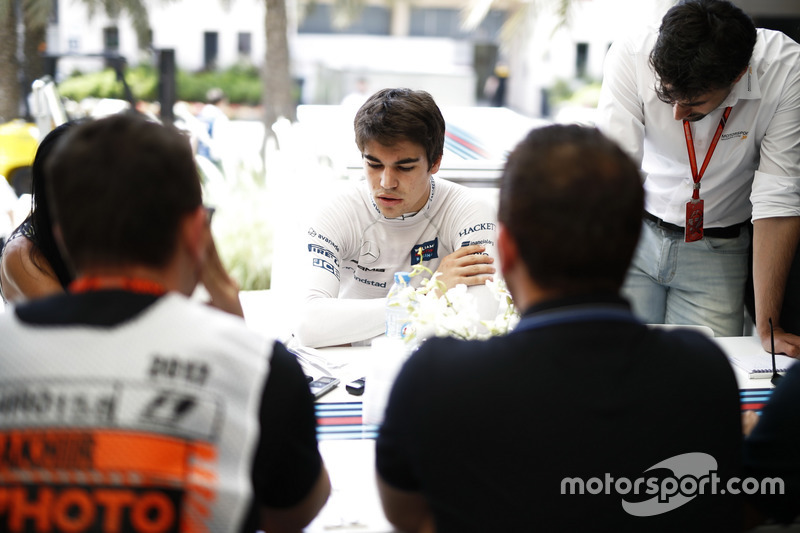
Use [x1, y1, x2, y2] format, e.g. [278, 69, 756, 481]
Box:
[22, 22, 45, 116]
[0, 0, 20, 122]
[23, 23, 45, 87]
[263, 0, 294, 142]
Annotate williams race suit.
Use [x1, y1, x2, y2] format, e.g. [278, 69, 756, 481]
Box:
[296, 176, 498, 347]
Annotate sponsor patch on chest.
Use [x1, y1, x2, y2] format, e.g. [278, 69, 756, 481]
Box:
[410, 237, 438, 265]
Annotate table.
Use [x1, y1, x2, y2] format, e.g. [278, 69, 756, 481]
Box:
[296, 334, 792, 532]
[715, 334, 797, 390]
[296, 346, 395, 533]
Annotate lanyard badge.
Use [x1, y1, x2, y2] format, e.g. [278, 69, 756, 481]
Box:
[686, 197, 704, 242]
[682, 106, 732, 242]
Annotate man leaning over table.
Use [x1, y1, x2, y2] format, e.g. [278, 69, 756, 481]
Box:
[376, 124, 744, 532]
[595, 0, 800, 351]
[294, 88, 498, 348]
[0, 113, 330, 533]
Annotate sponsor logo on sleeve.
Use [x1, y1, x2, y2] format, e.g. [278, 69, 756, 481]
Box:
[461, 239, 495, 248]
[308, 244, 340, 267]
[410, 238, 438, 265]
[307, 227, 340, 252]
[313, 257, 340, 280]
[458, 222, 496, 238]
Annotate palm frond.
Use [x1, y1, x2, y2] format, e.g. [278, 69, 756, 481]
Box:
[21, 0, 53, 29]
[552, 0, 572, 32]
[461, 0, 493, 32]
[0, 0, 12, 22]
[465, 0, 575, 46]
[330, 0, 365, 30]
[117, 0, 150, 42]
[88, 0, 178, 47]
[499, 3, 532, 46]
[82, 0, 103, 21]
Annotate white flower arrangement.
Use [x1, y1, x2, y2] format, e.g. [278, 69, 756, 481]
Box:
[393, 255, 520, 344]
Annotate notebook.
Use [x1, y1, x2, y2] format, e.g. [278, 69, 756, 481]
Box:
[727, 350, 797, 379]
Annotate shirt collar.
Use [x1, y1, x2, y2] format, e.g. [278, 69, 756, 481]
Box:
[371, 176, 437, 221]
[521, 291, 630, 317]
[724, 65, 761, 108]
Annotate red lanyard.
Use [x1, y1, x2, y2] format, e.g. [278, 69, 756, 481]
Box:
[69, 276, 167, 296]
[682, 106, 732, 200]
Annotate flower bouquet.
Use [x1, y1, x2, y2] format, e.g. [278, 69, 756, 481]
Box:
[391, 256, 520, 344]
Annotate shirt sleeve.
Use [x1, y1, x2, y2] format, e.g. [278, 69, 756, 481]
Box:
[296, 296, 387, 348]
[294, 197, 387, 347]
[445, 185, 502, 320]
[251, 340, 322, 508]
[595, 36, 647, 168]
[751, 59, 800, 220]
[448, 189, 499, 258]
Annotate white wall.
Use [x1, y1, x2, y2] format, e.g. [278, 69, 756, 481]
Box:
[294, 35, 476, 105]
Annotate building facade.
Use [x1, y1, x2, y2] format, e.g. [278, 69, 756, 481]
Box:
[45, 0, 800, 116]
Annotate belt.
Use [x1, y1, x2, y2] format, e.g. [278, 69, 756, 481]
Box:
[643, 211, 746, 239]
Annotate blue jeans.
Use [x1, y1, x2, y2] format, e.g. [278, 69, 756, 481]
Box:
[622, 218, 751, 336]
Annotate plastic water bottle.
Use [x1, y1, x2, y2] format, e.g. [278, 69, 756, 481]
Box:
[385, 271, 412, 338]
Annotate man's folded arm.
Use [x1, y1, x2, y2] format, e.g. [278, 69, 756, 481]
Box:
[295, 294, 387, 347]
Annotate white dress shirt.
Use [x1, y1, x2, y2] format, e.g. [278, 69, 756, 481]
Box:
[597, 27, 800, 228]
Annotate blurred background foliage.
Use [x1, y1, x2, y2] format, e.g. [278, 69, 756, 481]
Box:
[58, 63, 263, 105]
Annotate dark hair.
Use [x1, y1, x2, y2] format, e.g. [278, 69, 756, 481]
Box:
[46, 113, 202, 272]
[27, 121, 80, 288]
[354, 88, 445, 170]
[650, 0, 756, 103]
[498, 125, 644, 294]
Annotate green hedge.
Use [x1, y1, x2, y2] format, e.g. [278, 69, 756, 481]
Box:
[58, 64, 262, 105]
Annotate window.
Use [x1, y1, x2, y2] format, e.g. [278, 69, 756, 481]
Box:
[409, 8, 506, 40]
[238, 32, 252, 57]
[139, 28, 153, 50]
[576, 42, 588, 78]
[103, 26, 119, 52]
[204, 31, 219, 70]
[298, 5, 391, 35]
